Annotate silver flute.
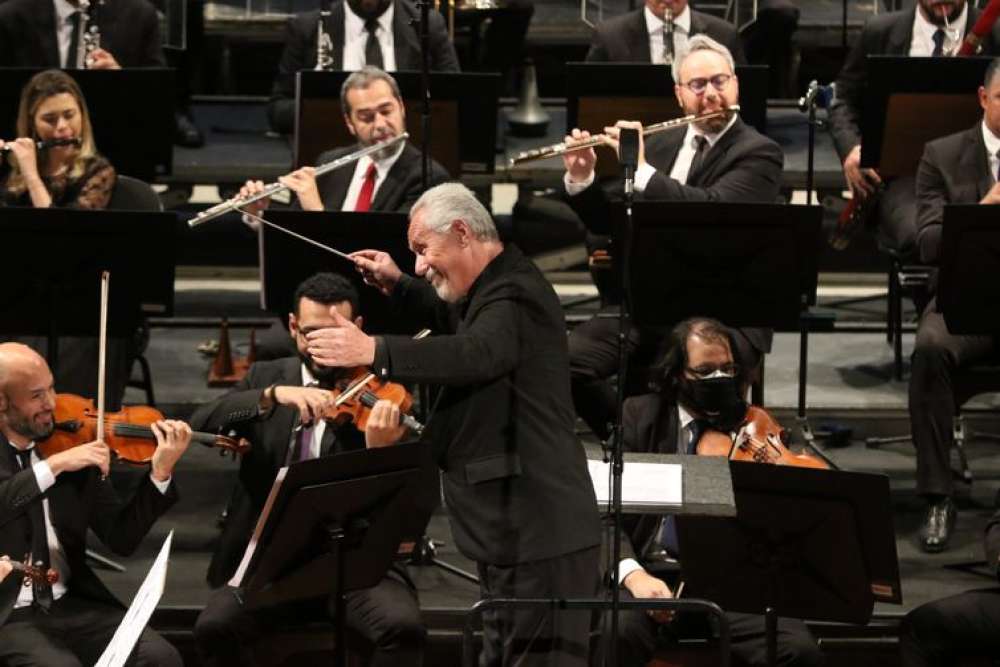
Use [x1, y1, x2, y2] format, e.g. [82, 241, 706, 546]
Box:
[188, 132, 409, 227]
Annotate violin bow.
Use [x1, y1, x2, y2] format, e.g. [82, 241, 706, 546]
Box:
[96, 271, 110, 476]
[333, 329, 432, 408]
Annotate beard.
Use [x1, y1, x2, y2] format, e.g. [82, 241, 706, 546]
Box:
[3, 405, 54, 442]
[920, 0, 964, 26]
[297, 351, 352, 386]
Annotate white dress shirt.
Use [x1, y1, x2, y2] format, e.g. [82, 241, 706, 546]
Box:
[340, 141, 405, 211]
[53, 0, 79, 68]
[909, 4, 966, 57]
[342, 3, 397, 71]
[617, 404, 697, 585]
[644, 4, 691, 65]
[983, 121, 1000, 184]
[10, 443, 171, 608]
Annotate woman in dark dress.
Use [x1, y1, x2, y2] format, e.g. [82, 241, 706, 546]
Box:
[1, 69, 115, 208]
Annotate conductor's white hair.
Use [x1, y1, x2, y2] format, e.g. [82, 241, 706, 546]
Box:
[671, 34, 736, 83]
[410, 183, 499, 241]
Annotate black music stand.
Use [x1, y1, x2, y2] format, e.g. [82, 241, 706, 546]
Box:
[860, 56, 993, 175]
[677, 461, 901, 667]
[294, 71, 501, 175]
[0, 208, 176, 375]
[259, 210, 415, 336]
[938, 203, 1000, 334]
[236, 443, 434, 666]
[0, 68, 175, 180]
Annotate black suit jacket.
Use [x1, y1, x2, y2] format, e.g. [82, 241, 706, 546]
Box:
[914, 124, 993, 287]
[0, 0, 164, 68]
[828, 6, 1000, 161]
[0, 436, 178, 625]
[312, 142, 450, 213]
[268, 0, 461, 133]
[189, 357, 368, 587]
[585, 8, 747, 65]
[371, 245, 601, 565]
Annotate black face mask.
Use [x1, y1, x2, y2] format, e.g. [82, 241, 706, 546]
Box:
[678, 375, 747, 432]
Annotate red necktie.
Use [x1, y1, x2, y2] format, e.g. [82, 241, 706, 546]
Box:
[354, 162, 378, 212]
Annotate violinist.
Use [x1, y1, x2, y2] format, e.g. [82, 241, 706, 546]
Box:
[0, 342, 189, 667]
[1, 69, 115, 209]
[189, 272, 425, 667]
[316, 182, 602, 666]
[599, 317, 823, 667]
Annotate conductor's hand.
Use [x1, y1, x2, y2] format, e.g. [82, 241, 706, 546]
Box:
[237, 180, 270, 221]
[843, 145, 881, 200]
[0, 557, 11, 584]
[563, 128, 598, 184]
[606, 120, 646, 169]
[47, 440, 111, 479]
[364, 399, 407, 448]
[86, 48, 121, 70]
[623, 569, 675, 625]
[279, 166, 322, 212]
[306, 309, 376, 369]
[351, 250, 402, 296]
[150, 420, 192, 483]
[982, 180, 1000, 205]
[272, 386, 337, 426]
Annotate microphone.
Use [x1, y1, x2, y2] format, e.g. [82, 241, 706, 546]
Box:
[798, 81, 835, 112]
[619, 127, 640, 197]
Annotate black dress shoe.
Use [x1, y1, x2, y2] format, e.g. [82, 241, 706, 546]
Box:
[921, 497, 956, 553]
[174, 111, 204, 148]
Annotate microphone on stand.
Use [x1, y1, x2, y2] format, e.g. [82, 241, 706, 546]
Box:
[619, 127, 640, 198]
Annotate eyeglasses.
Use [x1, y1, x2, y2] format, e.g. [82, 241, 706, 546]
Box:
[679, 74, 733, 95]
[685, 363, 739, 380]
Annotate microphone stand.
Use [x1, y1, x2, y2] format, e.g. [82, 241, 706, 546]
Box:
[607, 127, 640, 666]
[414, 0, 432, 190]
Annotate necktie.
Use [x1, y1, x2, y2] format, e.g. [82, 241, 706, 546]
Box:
[66, 11, 81, 68]
[932, 28, 946, 57]
[651, 419, 708, 558]
[364, 19, 384, 69]
[687, 135, 709, 183]
[15, 449, 53, 611]
[354, 162, 378, 212]
[291, 424, 315, 463]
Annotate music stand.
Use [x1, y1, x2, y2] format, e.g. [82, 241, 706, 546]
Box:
[0, 209, 176, 373]
[259, 211, 415, 336]
[236, 443, 433, 666]
[860, 56, 993, 174]
[0, 68, 175, 181]
[565, 63, 768, 178]
[294, 71, 501, 175]
[677, 461, 901, 666]
[938, 203, 1000, 334]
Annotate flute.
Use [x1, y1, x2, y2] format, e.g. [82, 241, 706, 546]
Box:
[0, 138, 82, 152]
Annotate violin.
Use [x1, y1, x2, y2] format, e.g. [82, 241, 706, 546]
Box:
[322, 367, 424, 435]
[39, 393, 250, 465]
[3, 556, 59, 588]
[695, 405, 830, 470]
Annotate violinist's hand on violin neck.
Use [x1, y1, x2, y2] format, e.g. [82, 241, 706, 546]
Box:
[364, 399, 407, 449]
[350, 250, 401, 296]
[150, 420, 193, 483]
[272, 386, 336, 425]
[47, 440, 111, 478]
[306, 310, 376, 368]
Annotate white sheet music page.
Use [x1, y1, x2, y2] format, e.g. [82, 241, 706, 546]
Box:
[588, 459, 683, 509]
[94, 531, 173, 667]
[229, 466, 288, 588]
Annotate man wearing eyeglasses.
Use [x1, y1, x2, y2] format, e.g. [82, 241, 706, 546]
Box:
[560, 34, 781, 442]
[594, 317, 824, 667]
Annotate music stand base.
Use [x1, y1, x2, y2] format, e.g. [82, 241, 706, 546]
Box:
[409, 536, 479, 584]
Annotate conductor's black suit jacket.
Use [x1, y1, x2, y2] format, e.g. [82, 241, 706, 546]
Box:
[0, 0, 165, 67]
[0, 434, 178, 625]
[371, 245, 602, 565]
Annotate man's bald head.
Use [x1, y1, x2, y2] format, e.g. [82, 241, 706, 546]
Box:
[0, 343, 56, 446]
[0, 343, 49, 392]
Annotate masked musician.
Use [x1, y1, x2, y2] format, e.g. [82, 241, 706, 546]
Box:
[267, 0, 460, 134]
[0, 343, 191, 667]
[596, 317, 823, 667]
[189, 272, 426, 667]
[828, 0, 1000, 255]
[240, 67, 450, 219]
[562, 34, 781, 441]
[1, 69, 114, 209]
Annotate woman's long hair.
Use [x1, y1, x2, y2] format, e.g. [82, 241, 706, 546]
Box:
[5, 69, 98, 196]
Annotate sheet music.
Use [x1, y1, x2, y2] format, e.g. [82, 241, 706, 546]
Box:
[230, 466, 288, 588]
[94, 531, 173, 667]
[588, 459, 683, 510]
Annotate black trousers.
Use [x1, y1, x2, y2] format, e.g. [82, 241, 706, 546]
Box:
[0, 595, 181, 667]
[875, 175, 918, 258]
[193, 566, 424, 667]
[909, 298, 996, 497]
[598, 589, 824, 667]
[476, 545, 601, 667]
[899, 588, 1000, 666]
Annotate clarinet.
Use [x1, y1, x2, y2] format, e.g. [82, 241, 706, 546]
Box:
[76, 0, 102, 69]
[663, 9, 674, 65]
[315, 0, 334, 71]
